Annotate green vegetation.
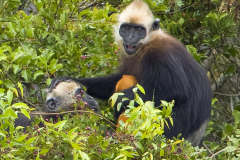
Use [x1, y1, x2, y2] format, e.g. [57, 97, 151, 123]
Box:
[0, 0, 240, 159]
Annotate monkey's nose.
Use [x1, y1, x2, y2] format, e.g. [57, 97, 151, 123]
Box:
[46, 98, 57, 111]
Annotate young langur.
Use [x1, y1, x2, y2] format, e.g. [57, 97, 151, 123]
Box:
[15, 81, 99, 129]
[50, 0, 212, 146]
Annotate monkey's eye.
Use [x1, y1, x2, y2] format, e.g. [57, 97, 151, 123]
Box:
[137, 27, 143, 33]
[124, 26, 129, 30]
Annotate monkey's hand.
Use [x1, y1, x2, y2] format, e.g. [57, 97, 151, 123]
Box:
[49, 76, 78, 92]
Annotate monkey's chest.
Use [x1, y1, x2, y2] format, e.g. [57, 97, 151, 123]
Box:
[119, 56, 143, 79]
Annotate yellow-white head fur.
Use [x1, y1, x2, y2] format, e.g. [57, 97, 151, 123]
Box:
[114, 0, 155, 44]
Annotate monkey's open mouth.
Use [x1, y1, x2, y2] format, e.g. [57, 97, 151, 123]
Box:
[124, 43, 139, 55]
[126, 45, 136, 50]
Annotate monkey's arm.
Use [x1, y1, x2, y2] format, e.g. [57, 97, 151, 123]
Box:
[49, 74, 122, 100]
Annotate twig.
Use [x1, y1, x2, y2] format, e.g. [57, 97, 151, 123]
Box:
[157, 3, 195, 15]
[17, 39, 23, 47]
[213, 92, 240, 97]
[0, 39, 17, 43]
[5, 73, 16, 84]
[26, 110, 117, 127]
[209, 147, 228, 159]
[22, 110, 117, 131]
[230, 96, 233, 112]
[54, 0, 62, 19]
[78, 1, 99, 14]
[235, 37, 240, 43]
[202, 143, 216, 160]
[212, 107, 231, 119]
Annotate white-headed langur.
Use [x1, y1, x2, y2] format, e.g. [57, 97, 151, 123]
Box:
[50, 0, 212, 146]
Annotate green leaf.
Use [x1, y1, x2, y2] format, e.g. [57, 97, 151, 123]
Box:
[212, 35, 220, 42]
[225, 65, 236, 77]
[212, 98, 218, 105]
[225, 124, 233, 135]
[16, 126, 24, 130]
[22, 70, 31, 82]
[71, 143, 83, 150]
[16, 134, 28, 142]
[20, 108, 30, 119]
[232, 110, 240, 124]
[136, 84, 145, 94]
[13, 64, 21, 74]
[36, 152, 40, 160]
[0, 130, 6, 137]
[206, 12, 219, 20]
[160, 149, 164, 156]
[7, 90, 13, 105]
[12, 103, 29, 109]
[161, 100, 168, 106]
[20, 28, 27, 39]
[0, 53, 7, 61]
[228, 47, 238, 57]
[3, 79, 15, 88]
[54, 120, 67, 132]
[126, 112, 138, 122]
[110, 93, 119, 107]
[5, 108, 17, 118]
[68, 127, 78, 138]
[78, 9, 92, 17]
[9, 122, 13, 136]
[79, 150, 90, 160]
[88, 135, 96, 145]
[34, 70, 45, 80]
[40, 148, 50, 155]
[178, 18, 184, 26]
[154, 4, 168, 12]
[121, 146, 134, 151]
[38, 56, 47, 67]
[152, 143, 158, 150]
[26, 137, 36, 144]
[0, 99, 5, 109]
[17, 82, 24, 97]
[219, 13, 228, 20]
[114, 155, 125, 160]
[133, 141, 144, 152]
[225, 146, 237, 152]
[46, 78, 52, 85]
[60, 12, 68, 27]
[47, 52, 55, 60]
[117, 102, 122, 112]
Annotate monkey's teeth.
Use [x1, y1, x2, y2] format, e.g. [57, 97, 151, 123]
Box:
[127, 45, 135, 50]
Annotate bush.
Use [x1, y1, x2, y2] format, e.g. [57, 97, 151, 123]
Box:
[0, 0, 240, 159]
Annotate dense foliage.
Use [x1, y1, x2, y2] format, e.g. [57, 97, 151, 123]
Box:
[0, 0, 240, 159]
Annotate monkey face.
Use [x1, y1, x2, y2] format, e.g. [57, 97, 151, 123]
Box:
[118, 19, 160, 55]
[45, 81, 99, 113]
[119, 23, 146, 55]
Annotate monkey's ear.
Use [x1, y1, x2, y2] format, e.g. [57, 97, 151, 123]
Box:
[152, 19, 160, 30]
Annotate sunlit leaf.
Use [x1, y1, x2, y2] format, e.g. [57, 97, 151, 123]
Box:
[20, 108, 30, 119]
[26, 137, 36, 144]
[40, 148, 50, 155]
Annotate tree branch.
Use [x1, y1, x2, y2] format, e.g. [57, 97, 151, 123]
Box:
[209, 147, 229, 159]
[22, 110, 117, 130]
